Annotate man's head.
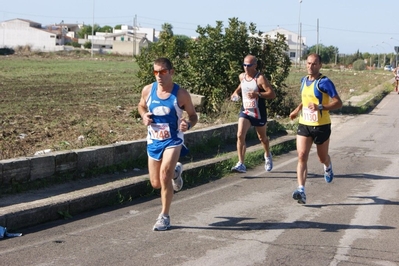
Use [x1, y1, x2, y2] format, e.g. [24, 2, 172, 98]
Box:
[243, 55, 257, 74]
[306, 53, 322, 77]
[153, 57, 174, 85]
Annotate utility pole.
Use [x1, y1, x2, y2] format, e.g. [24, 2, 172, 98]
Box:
[316, 19, 319, 54]
[296, 0, 302, 67]
[133, 15, 137, 58]
[91, 0, 95, 58]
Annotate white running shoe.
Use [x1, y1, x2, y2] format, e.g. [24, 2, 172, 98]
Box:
[265, 154, 273, 172]
[231, 162, 246, 173]
[172, 162, 183, 192]
[153, 214, 170, 231]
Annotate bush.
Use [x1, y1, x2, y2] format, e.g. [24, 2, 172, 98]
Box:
[0, 47, 14, 55]
[83, 41, 92, 49]
[353, 59, 366, 71]
[66, 42, 81, 48]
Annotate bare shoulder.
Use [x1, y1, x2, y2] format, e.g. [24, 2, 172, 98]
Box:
[141, 83, 153, 97]
[177, 86, 191, 98]
[257, 73, 271, 85]
[257, 72, 269, 81]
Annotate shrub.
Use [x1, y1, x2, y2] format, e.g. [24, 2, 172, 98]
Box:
[0, 47, 14, 55]
[83, 41, 91, 49]
[353, 59, 366, 71]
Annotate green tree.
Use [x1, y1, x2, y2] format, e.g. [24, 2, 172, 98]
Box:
[77, 24, 101, 38]
[305, 44, 339, 64]
[134, 23, 193, 89]
[98, 25, 113, 33]
[353, 59, 366, 71]
[135, 18, 291, 116]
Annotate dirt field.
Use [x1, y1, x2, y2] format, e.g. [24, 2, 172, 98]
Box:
[0, 51, 394, 160]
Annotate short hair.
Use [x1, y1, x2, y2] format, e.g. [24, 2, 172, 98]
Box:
[308, 53, 322, 64]
[154, 58, 173, 70]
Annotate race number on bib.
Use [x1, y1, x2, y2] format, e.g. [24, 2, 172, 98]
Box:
[243, 99, 256, 109]
[302, 107, 319, 122]
[149, 123, 171, 140]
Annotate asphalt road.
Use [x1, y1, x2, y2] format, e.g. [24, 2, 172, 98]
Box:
[0, 92, 398, 266]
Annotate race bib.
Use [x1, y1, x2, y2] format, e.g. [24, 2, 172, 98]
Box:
[149, 123, 171, 140]
[243, 98, 257, 109]
[302, 107, 319, 122]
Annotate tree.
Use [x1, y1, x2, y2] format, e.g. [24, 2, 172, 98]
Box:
[305, 44, 339, 64]
[353, 59, 366, 71]
[98, 25, 113, 33]
[135, 18, 291, 116]
[77, 24, 101, 38]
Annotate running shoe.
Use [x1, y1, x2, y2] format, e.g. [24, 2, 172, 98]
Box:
[153, 214, 170, 231]
[292, 188, 306, 204]
[324, 163, 334, 183]
[172, 162, 183, 192]
[265, 154, 273, 172]
[231, 162, 246, 173]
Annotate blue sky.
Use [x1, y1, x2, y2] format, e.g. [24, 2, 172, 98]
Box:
[1, 0, 398, 54]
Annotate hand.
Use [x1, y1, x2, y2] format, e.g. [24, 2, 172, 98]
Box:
[179, 118, 190, 132]
[230, 94, 239, 101]
[289, 111, 297, 120]
[307, 102, 317, 112]
[141, 112, 153, 126]
[248, 90, 257, 99]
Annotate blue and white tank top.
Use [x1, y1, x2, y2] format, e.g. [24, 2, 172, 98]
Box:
[146, 82, 184, 144]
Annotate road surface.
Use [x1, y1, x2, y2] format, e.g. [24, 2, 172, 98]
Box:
[1, 92, 398, 266]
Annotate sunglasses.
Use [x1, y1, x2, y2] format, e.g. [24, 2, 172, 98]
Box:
[153, 69, 169, 75]
[243, 63, 254, 67]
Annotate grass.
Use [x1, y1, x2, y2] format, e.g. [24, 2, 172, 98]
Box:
[0, 52, 395, 160]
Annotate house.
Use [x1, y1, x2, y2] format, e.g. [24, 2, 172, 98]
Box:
[262, 27, 307, 62]
[0, 18, 154, 55]
[79, 25, 154, 55]
[0, 18, 77, 52]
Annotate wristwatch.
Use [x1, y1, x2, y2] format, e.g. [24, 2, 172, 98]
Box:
[318, 104, 324, 110]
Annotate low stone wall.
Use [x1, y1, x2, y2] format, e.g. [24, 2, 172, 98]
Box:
[0, 123, 240, 189]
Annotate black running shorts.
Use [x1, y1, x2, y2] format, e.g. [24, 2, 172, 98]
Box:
[297, 124, 331, 144]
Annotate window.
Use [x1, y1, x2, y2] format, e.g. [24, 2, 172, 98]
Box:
[290, 52, 296, 58]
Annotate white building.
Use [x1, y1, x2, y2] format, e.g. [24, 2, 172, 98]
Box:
[0, 18, 155, 55]
[79, 24, 155, 55]
[0, 18, 79, 52]
[262, 27, 307, 62]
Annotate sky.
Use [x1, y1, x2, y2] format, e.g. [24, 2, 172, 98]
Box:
[1, 0, 399, 55]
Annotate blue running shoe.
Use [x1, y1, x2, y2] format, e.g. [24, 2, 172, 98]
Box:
[292, 189, 306, 204]
[231, 162, 246, 173]
[324, 163, 334, 183]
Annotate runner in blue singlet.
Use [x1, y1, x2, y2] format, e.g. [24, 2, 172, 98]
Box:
[138, 58, 198, 231]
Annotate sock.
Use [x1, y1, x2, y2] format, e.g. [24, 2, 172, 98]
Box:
[298, 185, 305, 192]
[324, 164, 331, 171]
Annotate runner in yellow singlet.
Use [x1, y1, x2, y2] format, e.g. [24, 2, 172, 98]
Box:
[289, 53, 342, 204]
